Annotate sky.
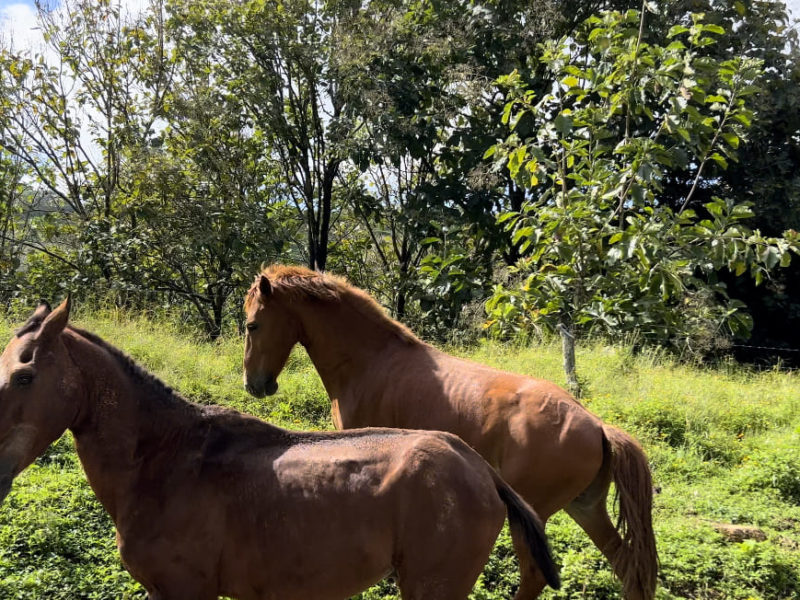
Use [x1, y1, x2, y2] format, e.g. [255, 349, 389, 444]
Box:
[0, 0, 39, 51]
[0, 0, 148, 51]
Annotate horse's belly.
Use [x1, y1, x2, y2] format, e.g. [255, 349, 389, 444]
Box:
[219, 519, 394, 600]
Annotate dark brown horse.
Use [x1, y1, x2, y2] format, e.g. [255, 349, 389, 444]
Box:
[0, 299, 560, 600]
[243, 265, 658, 600]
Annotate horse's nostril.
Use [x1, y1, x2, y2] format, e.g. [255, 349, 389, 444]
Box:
[244, 381, 267, 399]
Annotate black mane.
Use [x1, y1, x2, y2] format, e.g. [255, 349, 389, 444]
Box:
[67, 326, 188, 408]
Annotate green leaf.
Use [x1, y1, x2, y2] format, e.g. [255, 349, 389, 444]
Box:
[513, 226, 535, 245]
[420, 237, 442, 246]
[562, 75, 579, 88]
[709, 152, 728, 169]
[501, 102, 513, 125]
[763, 246, 780, 270]
[704, 24, 725, 35]
[668, 25, 690, 38]
[507, 146, 528, 178]
[554, 114, 573, 136]
[497, 212, 518, 224]
[721, 132, 740, 149]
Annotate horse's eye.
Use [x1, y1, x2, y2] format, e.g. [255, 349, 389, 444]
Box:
[246, 322, 258, 332]
[14, 373, 33, 387]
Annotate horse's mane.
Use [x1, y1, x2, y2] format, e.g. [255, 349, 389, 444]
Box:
[65, 326, 298, 445]
[67, 326, 188, 408]
[246, 265, 420, 345]
[15, 313, 190, 409]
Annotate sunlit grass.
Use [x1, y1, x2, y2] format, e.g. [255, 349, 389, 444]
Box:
[1, 314, 798, 599]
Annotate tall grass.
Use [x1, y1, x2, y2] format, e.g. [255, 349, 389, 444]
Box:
[0, 313, 798, 599]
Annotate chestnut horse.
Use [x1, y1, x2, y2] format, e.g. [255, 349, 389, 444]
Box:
[244, 265, 658, 600]
[0, 299, 560, 600]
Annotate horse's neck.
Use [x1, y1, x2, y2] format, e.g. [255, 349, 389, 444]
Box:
[297, 302, 427, 411]
[65, 332, 194, 521]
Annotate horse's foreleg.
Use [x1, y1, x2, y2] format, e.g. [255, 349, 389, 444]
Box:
[395, 524, 497, 600]
[145, 582, 217, 600]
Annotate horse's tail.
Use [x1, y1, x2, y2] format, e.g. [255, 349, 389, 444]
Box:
[492, 471, 561, 590]
[604, 424, 658, 600]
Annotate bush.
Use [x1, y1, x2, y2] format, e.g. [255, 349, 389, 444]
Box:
[738, 431, 800, 504]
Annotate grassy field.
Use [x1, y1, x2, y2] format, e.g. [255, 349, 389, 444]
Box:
[0, 310, 798, 599]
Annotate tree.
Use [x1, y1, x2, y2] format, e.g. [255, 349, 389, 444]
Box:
[485, 9, 799, 393]
[0, 0, 171, 292]
[125, 36, 294, 338]
[167, 0, 369, 272]
[332, 0, 618, 333]
[0, 155, 27, 307]
[664, 0, 800, 359]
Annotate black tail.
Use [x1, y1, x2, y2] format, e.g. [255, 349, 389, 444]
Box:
[494, 474, 561, 590]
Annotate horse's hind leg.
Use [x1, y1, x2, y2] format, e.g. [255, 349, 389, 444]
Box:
[510, 531, 548, 600]
[512, 499, 620, 600]
[566, 497, 626, 575]
[564, 448, 627, 593]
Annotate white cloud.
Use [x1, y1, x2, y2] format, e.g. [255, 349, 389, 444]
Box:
[1, 0, 153, 169]
[0, 2, 44, 52]
[1, 0, 150, 53]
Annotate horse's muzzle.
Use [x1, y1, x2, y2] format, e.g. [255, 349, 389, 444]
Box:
[244, 375, 279, 398]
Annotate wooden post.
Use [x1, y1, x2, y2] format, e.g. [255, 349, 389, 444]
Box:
[558, 318, 581, 398]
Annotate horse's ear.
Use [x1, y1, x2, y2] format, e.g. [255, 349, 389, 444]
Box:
[31, 302, 52, 321]
[14, 302, 52, 337]
[259, 275, 272, 298]
[37, 295, 71, 344]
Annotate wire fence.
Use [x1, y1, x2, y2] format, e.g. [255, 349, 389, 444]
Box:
[732, 344, 800, 353]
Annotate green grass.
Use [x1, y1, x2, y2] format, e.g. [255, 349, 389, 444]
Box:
[1, 311, 798, 599]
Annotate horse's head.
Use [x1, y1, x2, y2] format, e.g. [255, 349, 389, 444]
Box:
[0, 298, 76, 505]
[243, 274, 300, 398]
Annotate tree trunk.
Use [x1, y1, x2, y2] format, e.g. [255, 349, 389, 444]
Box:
[306, 218, 316, 271]
[315, 162, 337, 272]
[558, 316, 581, 397]
[396, 289, 406, 320]
[210, 300, 223, 341]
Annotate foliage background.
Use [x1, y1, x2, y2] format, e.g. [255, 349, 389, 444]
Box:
[0, 0, 798, 363]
